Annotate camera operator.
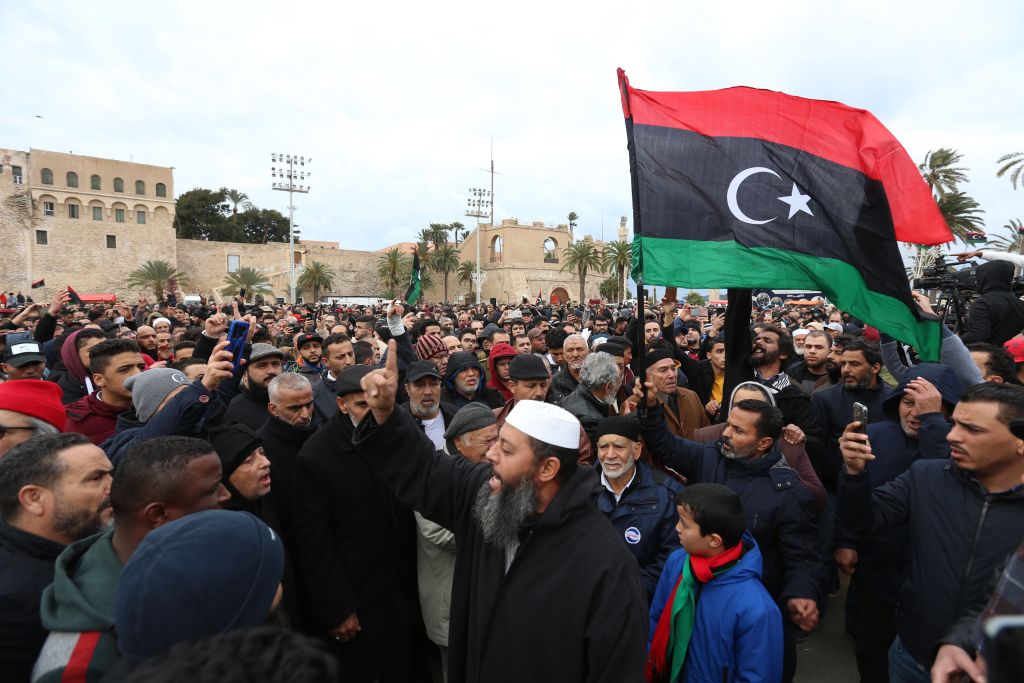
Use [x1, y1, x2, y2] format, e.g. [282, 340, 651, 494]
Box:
[950, 254, 1024, 346]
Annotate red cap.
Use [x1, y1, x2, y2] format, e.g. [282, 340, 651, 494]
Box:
[1005, 337, 1024, 363]
[0, 380, 66, 431]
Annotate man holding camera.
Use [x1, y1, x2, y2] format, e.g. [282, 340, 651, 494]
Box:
[950, 254, 1024, 346]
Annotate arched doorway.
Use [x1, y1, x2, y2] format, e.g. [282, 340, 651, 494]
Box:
[550, 287, 570, 305]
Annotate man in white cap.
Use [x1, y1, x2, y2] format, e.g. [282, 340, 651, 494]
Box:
[353, 341, 647, 683]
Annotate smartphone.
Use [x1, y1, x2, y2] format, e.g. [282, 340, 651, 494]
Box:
[852, 402, 868, 434]
[692, 307, 708, 318]
[225, 320, 250, 372]
[984, 615, 1024, 683]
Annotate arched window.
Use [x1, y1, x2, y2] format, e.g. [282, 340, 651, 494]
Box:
[90, 174, 101, 190]
[543, 237, 558, 263]
[135, 180, 145, 195]
[40, 168, 53, 185]
[67, 172, 79, 188]
[113, 177, 124, 193]
[489, 235, 503, 263]
[155, 183, 167, 198]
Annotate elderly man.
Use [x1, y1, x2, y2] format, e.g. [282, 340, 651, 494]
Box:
[404, 360, 457, 448]
[551, 333, 588, 398]
[0, 434, 113, 681]
[0, 380, 65, 457]
[593, 415, 680, 601]
[560, 352, 620, 456]
[645, 348, 709, 440]
[352, 342, 648, 683]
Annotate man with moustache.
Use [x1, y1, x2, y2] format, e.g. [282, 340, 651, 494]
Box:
[786, 329, 837, 395]
[224, 344, 284, 431]
[0, 434, 113, 681]
[352, 343, 648, 683]
[551, 333, 588, 398]
[404, 361, 457, 447]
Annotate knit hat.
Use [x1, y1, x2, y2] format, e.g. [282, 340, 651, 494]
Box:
[125, 368, 192, 422]
[595, 415, 640, 442]
[114, 510, 284, 663]
[415, 334, 447, 361]
[335, 365, 374, 397]
[505, 399, 578, 449]
[208, 422, 263, 478]
[645, 348, 675, 367]
[0, 380, 65, 430]
[509, 354, 549, 381]
[1006, 338, 1024, 363]
[443, 402, 498, 440]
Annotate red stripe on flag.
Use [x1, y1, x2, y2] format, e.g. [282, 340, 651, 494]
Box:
[617, 69, 951, 246]
[62, 631, 101, 682]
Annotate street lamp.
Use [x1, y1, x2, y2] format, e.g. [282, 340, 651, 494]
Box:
[271, 153, 311, 304]
[466, 188, 491, 305]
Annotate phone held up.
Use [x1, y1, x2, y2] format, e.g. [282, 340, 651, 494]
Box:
[852, 402, 868, 435]
[225, 320, 250, 372]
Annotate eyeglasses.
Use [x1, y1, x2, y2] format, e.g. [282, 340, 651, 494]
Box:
[119, 331, 136, 338]
[0, 424, 37, 439]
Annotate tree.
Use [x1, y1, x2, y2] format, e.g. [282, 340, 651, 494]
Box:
[560, 240, 605, 302]
[457, 260, 476, 299]
[427, 223, 451, 251]
[377, 247, 409, 298]
[221, 267, 273, 299]
[919, 148, 969, 198]
[174, 188, 231, 240]
[298, 261, 337, 302]
[235, 207, 293, 243]
[599, 277, 618, 302]
[127, 260, 190, 301]
[450, 221, 467, 246]
[431, 245, 461, 303]
[997, 152, 1024, 191]
[602, 239, 632, 302]
[224, 189, 249, 215]
[567, 212, 579, 240]
[984, 219, 1024, 255]
[936, 191, 986, 244]
[685, 291, 707, 306]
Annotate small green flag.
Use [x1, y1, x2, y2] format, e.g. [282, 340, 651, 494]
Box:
[404, 252, 422, 305]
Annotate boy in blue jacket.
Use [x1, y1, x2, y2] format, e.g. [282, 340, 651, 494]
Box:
[647, 483, 783, 683]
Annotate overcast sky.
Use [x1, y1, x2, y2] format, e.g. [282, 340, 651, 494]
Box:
[2, 0, 1021, 253]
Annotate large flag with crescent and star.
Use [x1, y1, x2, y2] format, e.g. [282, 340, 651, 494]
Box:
[618, 69, 952, 361]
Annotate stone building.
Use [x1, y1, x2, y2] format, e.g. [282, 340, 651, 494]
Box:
[1, 147, 617, 305]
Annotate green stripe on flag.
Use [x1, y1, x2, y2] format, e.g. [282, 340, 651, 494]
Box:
[634, 236, 941, 361]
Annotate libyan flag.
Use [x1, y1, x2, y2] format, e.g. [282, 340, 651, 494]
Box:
[31, 279, 45, 289]
[404, 252, 422, 305]
[618, 69, 952, 361]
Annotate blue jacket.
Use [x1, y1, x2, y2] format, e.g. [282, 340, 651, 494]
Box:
[639, 408, 821, 604]
[595, 459, 682, 600]
[835, 363, 959, 603]
[648, 533, 783, 683]
[811, 379, 895, 490]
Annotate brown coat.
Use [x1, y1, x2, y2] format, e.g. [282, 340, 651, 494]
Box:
[659, 387, 710, 440]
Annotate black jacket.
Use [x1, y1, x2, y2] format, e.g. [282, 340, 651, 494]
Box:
[961, 259, 1024, 345]
[441, 352, 504, 410]
[838, 459, 1024, 666]
[551, 366, 579, 400]
[256, 415, 317, 543]
[559, 385, 615, 456]
[311, 372, 336, 425]
[224, 387, 271, 431]
[811, 380, 895, 490]
[291, 412, 415, 633]
[0, 522, 65, 682]
[638, 407, 821, 604]
[662, 321, 716, 405]
[353, 409, 649, 683]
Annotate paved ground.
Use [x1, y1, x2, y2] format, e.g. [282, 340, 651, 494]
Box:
[795, 575, 860, 683]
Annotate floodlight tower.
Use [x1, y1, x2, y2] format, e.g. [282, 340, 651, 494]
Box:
[271, 153, 311, 303]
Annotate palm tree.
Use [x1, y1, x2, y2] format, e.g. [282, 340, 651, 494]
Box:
[297, 260, 337, 302]
[431, 245, 461, 303]
[457, 260, 476, 299]
[602, 239, 632, 302]
[936, 191, 986, 245]
[567, 211, 580, 241]
[427, 223, 451, 251]
[127, 260, 189, 301]
[221, 267, 273, 299]
[997, 152, 1024, 191]
[984, 219, 1024, 255]
[919, 149, 969, 198]
[561, 240, 605, 302]
[225, 189, 249, 215]
[599, 277, 618, 302]
[377, 247, 409, 298]
[450, 221, 466, 246]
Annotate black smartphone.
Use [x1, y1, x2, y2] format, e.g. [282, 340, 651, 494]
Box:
[225, 320, 250, 371]
[984, 615, 1024, 683]
[852, 402, 868, 434]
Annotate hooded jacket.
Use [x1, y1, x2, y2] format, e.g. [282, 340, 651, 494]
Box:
[648, 533, 783, 683]
[835, 364, 958, 606]
[486, 343, 517, 402]
[64, 392, 127, 445]
[353, 408, 649, 683]
[442, 351, 504, 410]
[32, 529, 121, 683]
[961, 259, 1024, 345]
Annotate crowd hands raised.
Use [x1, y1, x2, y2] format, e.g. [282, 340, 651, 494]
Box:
[0, 280, 1021, 683]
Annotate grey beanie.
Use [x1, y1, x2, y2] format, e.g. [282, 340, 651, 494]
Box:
[125, 368, 192, 422]
[443, 402, 497, 441]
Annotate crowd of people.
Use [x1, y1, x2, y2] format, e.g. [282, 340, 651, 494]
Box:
[0, 263, 1022, 682]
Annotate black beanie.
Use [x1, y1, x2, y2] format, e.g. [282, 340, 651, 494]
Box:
[208, 423, 262, 479]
